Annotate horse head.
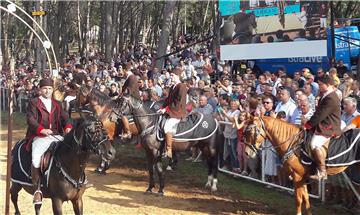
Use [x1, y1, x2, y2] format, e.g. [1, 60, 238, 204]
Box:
[78, 86, 91, 107]
[117, 95, 142, 116]
[74, 116, 115, 161]
[243, 115, 267, 159]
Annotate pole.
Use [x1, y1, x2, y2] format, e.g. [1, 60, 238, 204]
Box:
[5, 58, 15, 215]
[0, 5, 2, 71]
[330, 1, 336, 67]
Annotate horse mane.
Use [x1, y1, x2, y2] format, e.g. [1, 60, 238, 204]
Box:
[262, 116, 301, 142]
[89, 88, 114, 109]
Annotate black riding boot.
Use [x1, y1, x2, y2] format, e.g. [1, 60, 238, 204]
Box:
[31, 165, 42, 204]
[309, 148, 327, 180]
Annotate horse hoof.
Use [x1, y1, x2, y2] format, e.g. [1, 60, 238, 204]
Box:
[211, 187, 217, 192]
[157, 191, 164, 196]
[15, 212, 21, 215]
[145, 188, 153, 193]
[205, 182, 211, 188]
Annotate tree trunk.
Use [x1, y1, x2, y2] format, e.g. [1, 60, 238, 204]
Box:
[118, 2, 125, 52]
[77, 0, 83, 56]
[99, 1, 105, 54]
[53, 1, 63, 64]
[156, 1, 176, 70]
[171, 2, 181, 45]
[84, 1, 91, 56]
[202, 0, 211, 36]
[105, 1, 113, 63]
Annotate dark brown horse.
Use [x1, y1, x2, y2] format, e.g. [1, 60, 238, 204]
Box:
[243, 116, 360, 215]
[116, 95, 223, 195]
[10, 116, 115, 215]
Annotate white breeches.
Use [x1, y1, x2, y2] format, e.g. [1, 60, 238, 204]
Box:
[164, 118, 181, 134]
[310, 134, 330, 150]
[32, 135, 63, 168]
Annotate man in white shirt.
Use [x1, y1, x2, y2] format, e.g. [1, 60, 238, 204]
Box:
[341, 97, 360, 125]
[290, 95, 314, 126]
[275, 87, 297, 122]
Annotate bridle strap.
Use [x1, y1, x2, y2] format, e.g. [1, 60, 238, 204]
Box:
[247, 117, 304, 159]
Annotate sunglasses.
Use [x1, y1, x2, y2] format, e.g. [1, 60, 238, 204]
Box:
[263, 101, 272, 104]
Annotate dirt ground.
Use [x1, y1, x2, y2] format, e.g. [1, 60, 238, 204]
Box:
[0, 127, 275, 215]
[1, 125, 351, 215]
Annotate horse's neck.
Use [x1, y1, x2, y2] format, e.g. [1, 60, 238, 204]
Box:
[57, 133, 90, 180]
[263, 117, 299, 157]
[133, 105, 153, 132]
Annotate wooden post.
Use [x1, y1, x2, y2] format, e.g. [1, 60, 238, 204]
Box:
[5, 58, 15, 215]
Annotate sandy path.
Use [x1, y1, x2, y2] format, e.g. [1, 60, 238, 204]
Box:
[1, 128, 272, 215]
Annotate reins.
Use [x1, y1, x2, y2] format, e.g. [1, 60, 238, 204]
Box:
[246, 117, 304, 162]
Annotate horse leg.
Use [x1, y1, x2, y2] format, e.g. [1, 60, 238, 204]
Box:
[302, 184, 312, 215]
[210, 148, 219, 192]
[293, 172, 312, 215]
[51, 198, 63, 215]
[145, 150, 155, 193]
[205, 157, 213, 189]
[71, 198, 83, 215]
[10, 183, 22, 215]
[155, 157, 165, 195]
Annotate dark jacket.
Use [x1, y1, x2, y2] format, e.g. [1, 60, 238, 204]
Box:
[25, 97, 72, 150]
[306, 91, 341, 137]
[163, 83, 187, 119]
[122, 74, 141, 100]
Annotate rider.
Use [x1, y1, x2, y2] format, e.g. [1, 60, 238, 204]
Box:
[121, 62, 141, 138]
[158, 68, 187, 158]
[304, 75, 341, 180]
[25, 78, 73, 204]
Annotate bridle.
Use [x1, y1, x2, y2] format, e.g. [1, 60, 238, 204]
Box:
[120, 96, 162, 117]
[72, 118, 109, 154]
[244, 117, 304, 163]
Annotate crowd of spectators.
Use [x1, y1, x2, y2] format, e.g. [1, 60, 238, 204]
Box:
[0, 37, 358, 212]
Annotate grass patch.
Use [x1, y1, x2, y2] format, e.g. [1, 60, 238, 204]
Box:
[0, 111, 27, 129]
[114, 143, 348, 215]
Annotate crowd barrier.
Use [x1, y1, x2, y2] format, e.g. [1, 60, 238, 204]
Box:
[0, 87, 28, 113]
[217, 120, 360, 203]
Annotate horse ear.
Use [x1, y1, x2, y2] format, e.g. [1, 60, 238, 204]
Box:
[247, 114, 255, 123]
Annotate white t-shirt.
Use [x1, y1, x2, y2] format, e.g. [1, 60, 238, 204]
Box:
[275, 99, 297, 122]
[223, 109, 240, 139]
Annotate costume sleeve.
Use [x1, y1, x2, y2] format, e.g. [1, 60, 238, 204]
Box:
[26, 99, 44, 135]
[307, 96, 338, 127]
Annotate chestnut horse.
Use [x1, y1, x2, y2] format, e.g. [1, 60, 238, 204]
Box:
[243, 116, 360, 215]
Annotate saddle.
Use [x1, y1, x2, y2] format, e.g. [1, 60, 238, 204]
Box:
[11, 139, 59, 187]
[157, 113, 218, 142]
[301, 129, 360, 167]
[40, 141, 60, 173]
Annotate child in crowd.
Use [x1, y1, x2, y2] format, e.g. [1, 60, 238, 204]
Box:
[234, 111, 249, 175]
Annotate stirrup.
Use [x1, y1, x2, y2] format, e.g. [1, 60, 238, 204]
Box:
[33, 190, 43, 205]
[309, 170, 327, 180]
[120, 132, 132, 139]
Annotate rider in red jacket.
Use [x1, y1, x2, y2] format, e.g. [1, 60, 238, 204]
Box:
[159, 68, 187, 158]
